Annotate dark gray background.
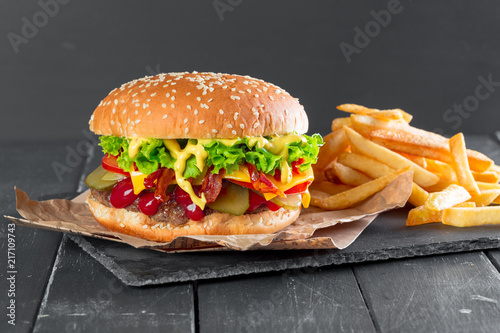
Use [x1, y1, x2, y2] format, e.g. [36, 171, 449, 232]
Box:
[2, 0, 499, 144]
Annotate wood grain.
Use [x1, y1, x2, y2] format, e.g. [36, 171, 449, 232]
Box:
[198, 267, 375, 333]
[354, 252, 500, 332]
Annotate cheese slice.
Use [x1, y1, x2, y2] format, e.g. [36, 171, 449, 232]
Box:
[130, 171, 149, 195]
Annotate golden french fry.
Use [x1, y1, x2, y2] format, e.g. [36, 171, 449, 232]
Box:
[406, 202, 475, 226]
[477, 181, 500, 190]
[369, 128, 493, 172]
[313, 128, 349, 173]
[350, 114, 445, 143]
[369, 110, 404, 121]
[310, 167, 410, 210]
[398, 152, 427, 169]
[472, 170, 500, 183]
[469, 189, 500, 207]
[336, 151, 428, 206]
[331, 117, 352, 132]
[337, 104, 412, 123]
[309, 181, 353, 196]
[442, 206, 500, 227]
[425, 159, 457, 182]
[489, 164, 500, 175]
[449, 133, 480, 196]
[323, 167, 339, 183]
[310, 189, 330, 202]
[344, 126, 440, 187]
[332, 162, 372, 186]
[424, 184, 471, 211]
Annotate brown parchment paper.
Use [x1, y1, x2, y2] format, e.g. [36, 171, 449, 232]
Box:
[4, 172, 413, 252]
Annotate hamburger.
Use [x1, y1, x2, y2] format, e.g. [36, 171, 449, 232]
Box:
[85, 72, 322, 242]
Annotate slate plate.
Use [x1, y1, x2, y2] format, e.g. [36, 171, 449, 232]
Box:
[66, 205, 500, 286]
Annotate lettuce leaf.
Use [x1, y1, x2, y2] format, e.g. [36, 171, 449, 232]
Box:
[99, 134, 323, 177]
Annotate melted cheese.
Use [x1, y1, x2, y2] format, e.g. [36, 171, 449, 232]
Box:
[127, 135, 312, 209]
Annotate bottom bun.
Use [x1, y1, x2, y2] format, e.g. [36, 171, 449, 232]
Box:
[87, 194, 300, 242]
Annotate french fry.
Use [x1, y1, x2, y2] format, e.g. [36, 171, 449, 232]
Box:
[313, 128, 349, 173]
[370, 110, 405, 121]
[344, 126, 440, 187]
[324, 167, 339, 183]
[425, 159, 457, 182]
[489, 164, 500, 175]
[424, 184, 471, 211]
[331, 117, 352, 132]
[369, 128, 493, 172]
[449, 133, 480, 196]
[350, 114, 445, 142]
[407, 202, 475, 226]
[337, 151, 428, 206]
[310, 190, 330, 202]
[472, 170, 500, 183]
[469, 189, 500, 207]
[442, 206, 500, 227]
[310, 167, 410, 210]
[398, 152, 427, 169]
[477, 181, 500, 191]
[332, 162, 372, 186]
[337, 104, 412, 123]
[309, 181, 353, 196]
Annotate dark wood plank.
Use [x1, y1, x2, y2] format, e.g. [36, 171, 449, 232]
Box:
[33, 236, 195, 333]
[0, 142, 87, 332]
[354, 252, 500, 332]
[198, 267, 375, 333]
[486, 249, 500, 272]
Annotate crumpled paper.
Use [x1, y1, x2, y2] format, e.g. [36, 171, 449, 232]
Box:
[4, 172, 413, 251]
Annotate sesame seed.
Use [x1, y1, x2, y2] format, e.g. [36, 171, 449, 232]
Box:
[110, 120, 115, 125]
[150, 92, 157, 97]
[135, 119, 141, 123]
[194, 109, 198, 115]
[285, 109, 289, 115]
[162, 114, 168, 119]
[187, 105, 192, 110]
[122, 109, 127, 114]
[240, 124, 245, 129]
[143, 103, 149, 109]
[232, 130, 237, 135]
[222, 85, 228, 89]
[166, 93, 170, 97]
[196, 97, 201, 101]
[227, 124, 233, 128]
[171, 96, 175, 101]
[140, 89, 146, 93]
[132, 93, 139, 97]
[199, 120, 205, 124]
[114, 99, 118, 105]
[231, 88, 236, 91]
[282, 96, 286, 99]
[207, 98, 213, 102]
[234, 113, 239, 120]
[186, 92, 191, 96]
[185, 127, 189, 134]
[161, 103, 167, 108]
[120, 223, 125, 228]
[135, 103, 140, 107]
[135, 110, 139, 115]
[184, 118, 188, 124]
[254, 94, 259, 98]
[147, 111, 151, 116]
[172, 89, 176, 93]
[142, 225, 148, 229]
[112, 108, 116, 114]
[238, 90, 244, 94]
[230, 95, 240, 100]
[269, 96, 274, 101]
[212, 129, 218, 133]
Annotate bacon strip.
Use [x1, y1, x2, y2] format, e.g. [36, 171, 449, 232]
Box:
[154, 168, 175, 202]
[201, 167, 224, 203]
[247, 164, 284, 197]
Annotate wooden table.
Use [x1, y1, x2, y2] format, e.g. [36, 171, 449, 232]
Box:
[2, 135, 500, 333]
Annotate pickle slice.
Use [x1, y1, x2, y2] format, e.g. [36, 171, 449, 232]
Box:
[84, 165, 120, 191]
[208, 183, 250, 215]
[101, 171, 127, 182]
[271, 194, 302, 210]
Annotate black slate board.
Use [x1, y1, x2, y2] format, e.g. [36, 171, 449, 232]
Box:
[67, 205, 500, 286]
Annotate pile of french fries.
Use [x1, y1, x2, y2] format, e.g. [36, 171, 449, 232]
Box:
[311, 104, 500, 227]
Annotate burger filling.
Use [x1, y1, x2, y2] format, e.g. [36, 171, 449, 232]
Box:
[85, 134, 322, 221]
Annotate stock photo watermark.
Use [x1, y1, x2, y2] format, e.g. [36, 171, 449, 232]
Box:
[6, 222, 17, 326]
[7, 0, 72, 54]
[213, 0, 243, 22]
[433, 73, 500, 134]
[339, 0, 405, 64]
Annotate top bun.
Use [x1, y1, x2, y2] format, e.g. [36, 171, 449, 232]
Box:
[89, 72, 309, 139]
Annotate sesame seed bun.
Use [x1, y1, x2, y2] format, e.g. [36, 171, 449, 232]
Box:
[87, 194, 300, 242]
[89, 72, 309, 138]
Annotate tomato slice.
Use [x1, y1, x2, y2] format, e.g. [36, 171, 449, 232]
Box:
[247, 190, 281, 212]
[228, 179, 256, 190]
[284, 180, 312, 195]
[102, 154, 129, 176]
